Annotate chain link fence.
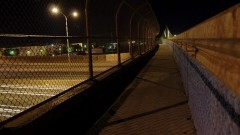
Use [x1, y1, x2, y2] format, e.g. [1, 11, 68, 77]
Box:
[0, 0, 159, 127]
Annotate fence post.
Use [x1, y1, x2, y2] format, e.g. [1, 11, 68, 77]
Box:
[85, 0, 93, 80]
[115, 1, 125, 66]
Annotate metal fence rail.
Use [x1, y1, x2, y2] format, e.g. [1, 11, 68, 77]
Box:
[169, 3, 240, 95]
[0, 0, 159, 127]
[165, 3, 240, 134]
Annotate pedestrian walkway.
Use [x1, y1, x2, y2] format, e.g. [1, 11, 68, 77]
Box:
[86, 44, 196, 135]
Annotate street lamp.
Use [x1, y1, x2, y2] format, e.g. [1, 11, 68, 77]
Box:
[51, 7, 78, 58]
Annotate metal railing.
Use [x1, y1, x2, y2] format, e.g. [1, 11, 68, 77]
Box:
[0, 0, 159, 127]
[164, 3, 240, 134]
[169, 3, 240, 95]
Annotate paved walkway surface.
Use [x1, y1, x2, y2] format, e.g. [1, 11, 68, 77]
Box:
[86, 44, 196, 135]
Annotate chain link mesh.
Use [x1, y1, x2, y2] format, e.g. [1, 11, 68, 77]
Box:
[0, 0, 159, 125]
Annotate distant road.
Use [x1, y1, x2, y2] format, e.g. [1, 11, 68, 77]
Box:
[0, 56, 117, 122]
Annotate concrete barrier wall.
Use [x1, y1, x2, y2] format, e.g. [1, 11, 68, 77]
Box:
[1, 54, 130, 64]
[171, 4, 240, 39]
[169, 3, 240, 95]
[105, 53, 130, 62]
[164, 41, 240, 135]
[1, 55, 107, 63]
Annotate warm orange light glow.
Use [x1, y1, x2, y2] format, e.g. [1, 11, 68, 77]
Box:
[72, 12, 78, 17]
[52, 7, 59, 14]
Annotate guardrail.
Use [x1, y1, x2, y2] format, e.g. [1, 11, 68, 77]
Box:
[169, 3, 240, 95]
[165, 3, 240, 135]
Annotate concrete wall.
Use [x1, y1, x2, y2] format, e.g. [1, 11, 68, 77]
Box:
[1, 55, 107, 64]
[172, 4, 240, 39]
[106, 53, 131, 62]
[169, 3, 240, 95]
[1, 54, 129, 64]
[164, 41, 240, 135]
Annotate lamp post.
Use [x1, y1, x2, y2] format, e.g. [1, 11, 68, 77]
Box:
[51, 7, 78, 60]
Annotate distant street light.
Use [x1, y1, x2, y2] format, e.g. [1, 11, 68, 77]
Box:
[51, 7, 78, 59]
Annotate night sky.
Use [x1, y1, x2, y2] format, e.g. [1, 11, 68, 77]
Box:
[149, 0, 240, 35]
[1, 0, 239, 37]
[0, 0, 86, 36]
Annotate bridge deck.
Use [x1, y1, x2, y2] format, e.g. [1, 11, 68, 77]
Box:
[86, 44, 196, 135]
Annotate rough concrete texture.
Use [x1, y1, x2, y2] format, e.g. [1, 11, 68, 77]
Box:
[168, 3, 240, 94]
[171, 4, 240, 39]
[165, 41, 240, 135]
